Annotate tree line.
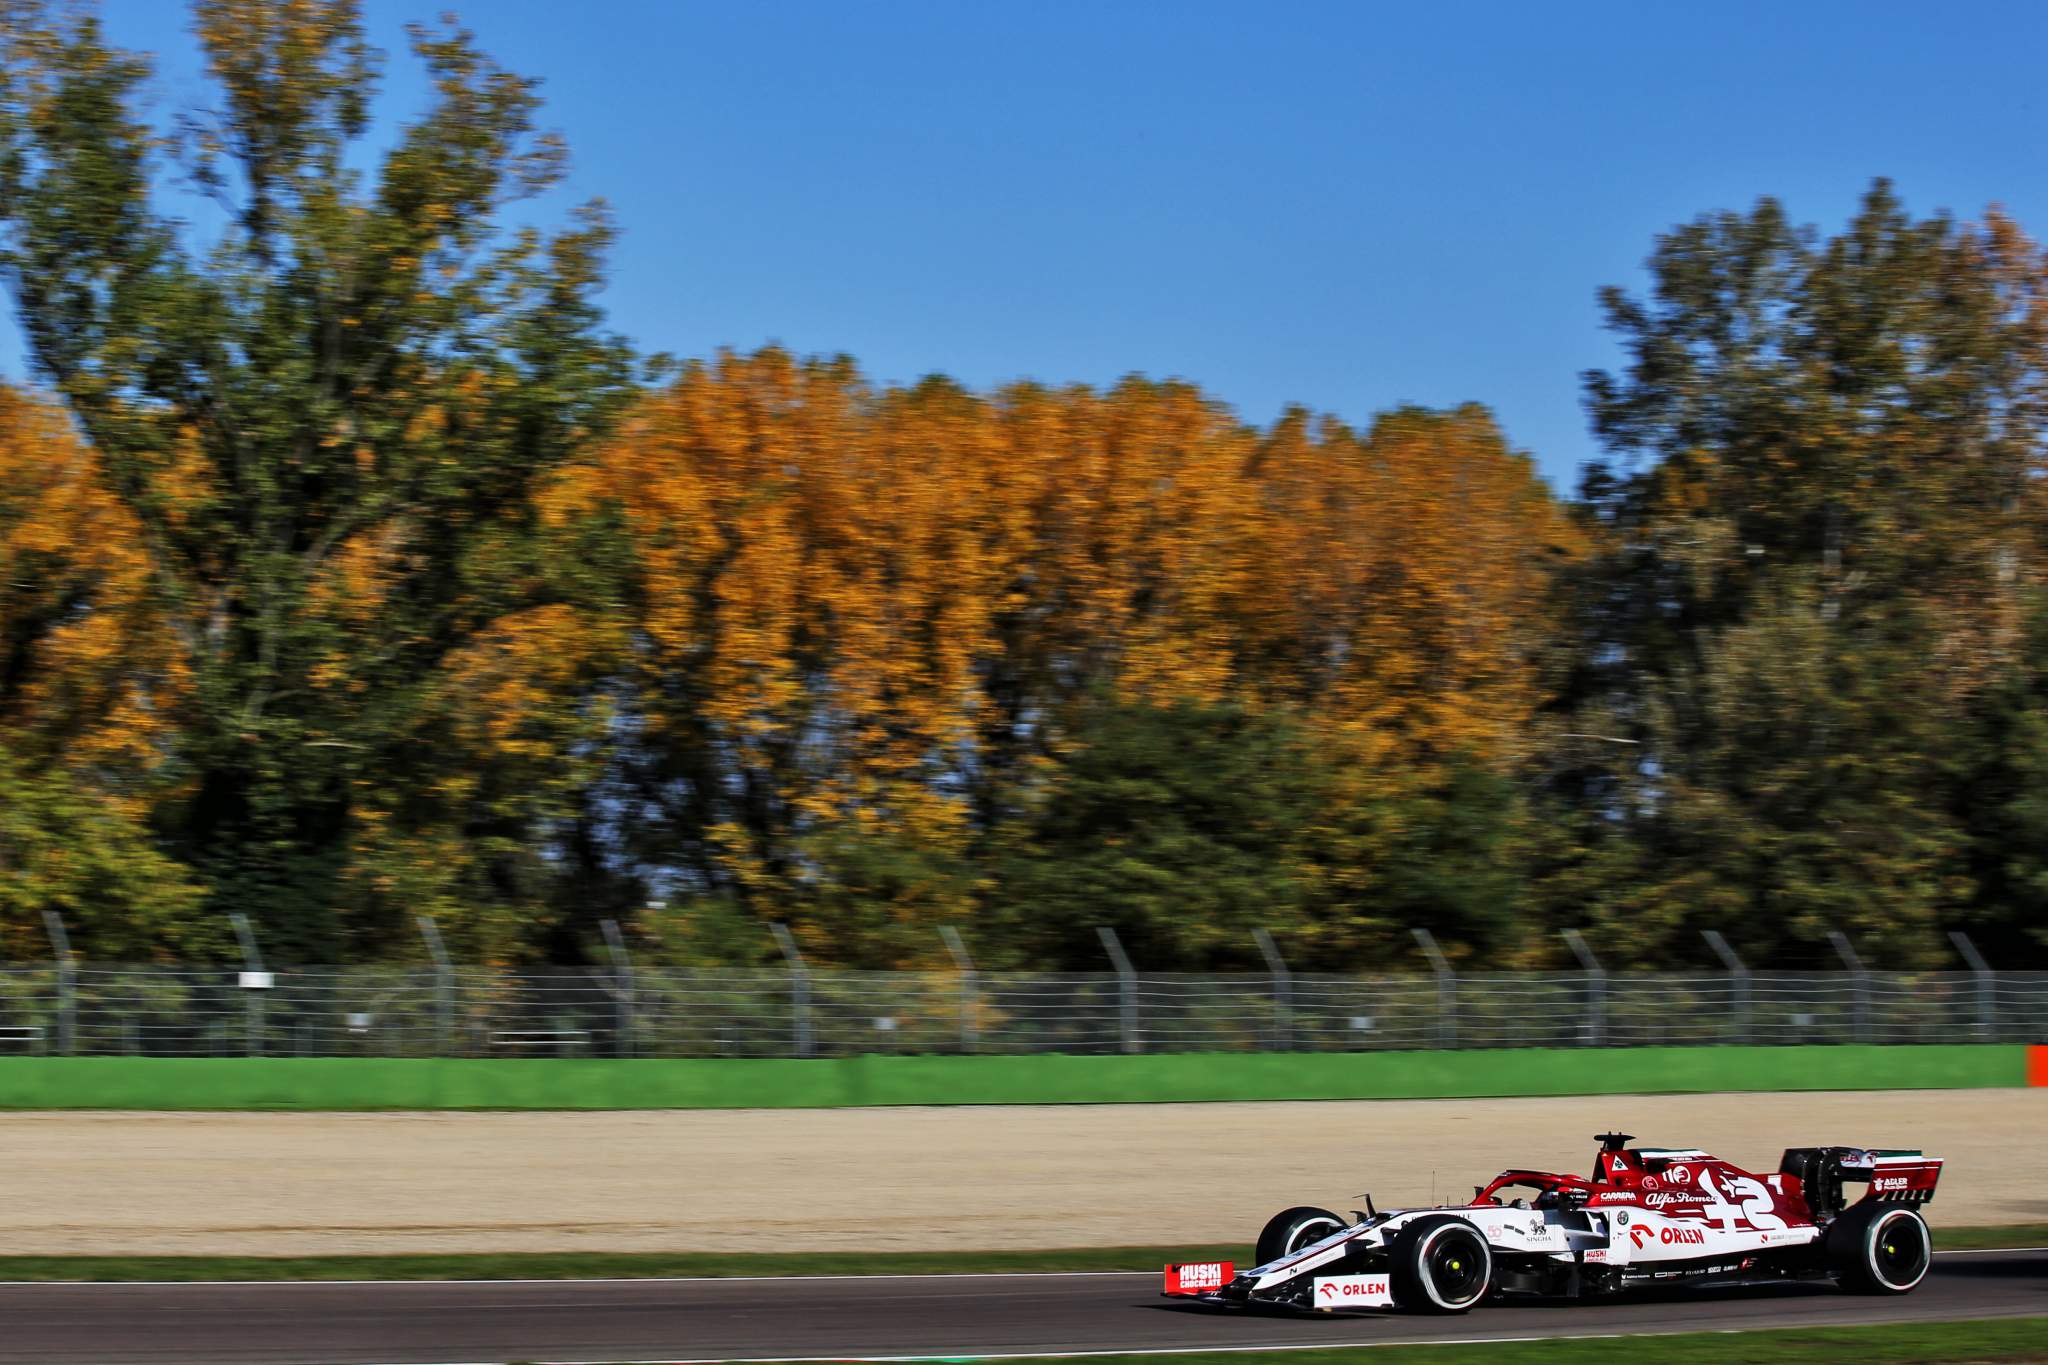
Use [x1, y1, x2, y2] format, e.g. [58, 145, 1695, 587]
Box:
[2, 2, 2045, 970]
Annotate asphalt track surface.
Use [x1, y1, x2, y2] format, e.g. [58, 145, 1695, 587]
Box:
[1, 1250, 2042, 1365]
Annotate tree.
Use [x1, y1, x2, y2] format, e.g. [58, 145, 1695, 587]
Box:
[555, 351, 1572, 965]
[988, 699, 1326, 970]
[1553, 181, 2048, 966]
[0, 1, 634, 956]
[0, 740, 212, 958]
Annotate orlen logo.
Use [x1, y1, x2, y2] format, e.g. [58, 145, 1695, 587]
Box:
[1312, 1274, 1394, 1308]
[1630, 1224, 1708, 1249]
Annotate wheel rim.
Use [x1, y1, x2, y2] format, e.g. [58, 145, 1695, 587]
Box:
[1286, 1217, 1342, 1255]
[1870, 1211, 1929, 1289]
[1422, 1227, 1487, 1306]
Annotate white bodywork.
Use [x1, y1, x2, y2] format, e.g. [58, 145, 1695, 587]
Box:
[1249, 1195, 1821, 1297]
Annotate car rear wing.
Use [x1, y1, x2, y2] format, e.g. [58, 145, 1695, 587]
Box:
[1851, 1150, 1943, 1205]
[1780, 1146, 1942, 1214]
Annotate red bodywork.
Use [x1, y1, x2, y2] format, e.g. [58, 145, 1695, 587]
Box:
[1471, 1145, 1940, 1235]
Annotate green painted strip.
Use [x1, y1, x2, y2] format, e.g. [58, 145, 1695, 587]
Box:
[0, 1045, 2027, 1111]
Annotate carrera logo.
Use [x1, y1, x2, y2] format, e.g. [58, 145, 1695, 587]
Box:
[1313, 1275, 1393, 1309]
[1163, 1261, 1233, 1294]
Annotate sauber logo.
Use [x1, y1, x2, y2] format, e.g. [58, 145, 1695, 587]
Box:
[1163, 1261, 1233, 1294]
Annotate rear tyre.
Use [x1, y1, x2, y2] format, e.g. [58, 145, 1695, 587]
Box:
[1255, 1205, 1347, 1265]
[1827, 1202, 1932, 1294]
[1389, 1215, 1492, 1313]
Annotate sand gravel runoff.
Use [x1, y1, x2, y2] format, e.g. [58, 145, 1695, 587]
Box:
[3, 1090, 2043, 1256]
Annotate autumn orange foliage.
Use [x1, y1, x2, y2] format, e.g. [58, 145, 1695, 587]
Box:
[0, 389, 190, 788]
[553, 350, 1576, 951]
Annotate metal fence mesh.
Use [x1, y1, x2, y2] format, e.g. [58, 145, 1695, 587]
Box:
[0, 965, 2039, 1057]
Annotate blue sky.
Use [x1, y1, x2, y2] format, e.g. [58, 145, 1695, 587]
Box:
[8, 0, 2048, 493]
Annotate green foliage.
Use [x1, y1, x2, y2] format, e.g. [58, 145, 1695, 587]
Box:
[984, 700, 1527, 970]
[0, 742, 215, 958]
[988, 699, 1324, 969]
[0, 1, 634, 957]
[1551, 180, 2048, 968]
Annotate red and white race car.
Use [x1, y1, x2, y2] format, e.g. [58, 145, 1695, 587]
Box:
[1164, 1132, 1941, 1314]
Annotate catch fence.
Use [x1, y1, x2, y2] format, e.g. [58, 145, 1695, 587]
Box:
[0, 964, 2041, 1058]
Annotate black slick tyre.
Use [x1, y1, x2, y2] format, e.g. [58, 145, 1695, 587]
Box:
[1255, 1205, 1347, 1265]
[1826, 1203, 1932, 1294]
[1389, 1215, 1492, 1313]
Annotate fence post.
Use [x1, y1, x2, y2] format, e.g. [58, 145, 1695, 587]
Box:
[1827, 930, 1869, 1043]
[227, 912, 268, 1057]
[1253, 928, 1292, 1052]
[1562, 929, 1604, 1048]
[42, 910, 75, 1056]
[416, 914, 453, 1057]
[1948, 931, 1995, 1042]
[601, 919, 634, 1058]
[770, 923, 813, 1059]
[1703, 930, 1750, 1044]
[1411, 928, 1455, 1050]
[939, 926, 977, 1054]
[1097, 927, 1140, 1054]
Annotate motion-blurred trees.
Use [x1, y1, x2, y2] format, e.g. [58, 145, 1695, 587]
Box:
[0, 388, 209, 956]
[1546, 181, 2048, 967]
[0, 0, 633, 956]
[4, 3, 2046, 973]
[554, 352, 1572, 967]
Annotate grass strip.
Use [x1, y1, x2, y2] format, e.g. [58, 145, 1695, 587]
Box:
[1937, 1222, 2048, 1250]
[0, 1224, 2038, 1282]
[806, 1318, 2048, 1365]
[1, 1046, 2027, 1111]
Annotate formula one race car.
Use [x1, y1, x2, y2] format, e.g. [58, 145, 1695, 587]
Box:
[1163, 1133, 1941, 1314]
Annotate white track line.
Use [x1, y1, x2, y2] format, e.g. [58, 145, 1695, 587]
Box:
[358, 1310, 2048, 1365]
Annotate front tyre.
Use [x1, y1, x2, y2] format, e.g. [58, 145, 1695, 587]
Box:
[1827, 1203, 1932, 1294]
[1389, 1215, 1492, 1313]
[1255, 1205, 1348, 1265]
